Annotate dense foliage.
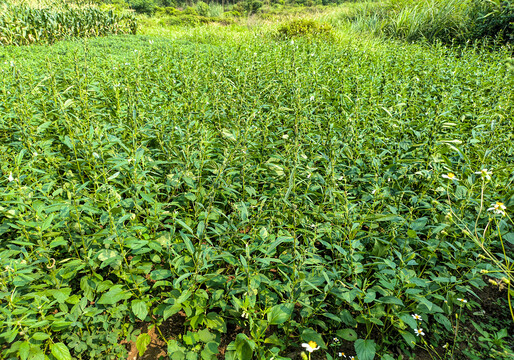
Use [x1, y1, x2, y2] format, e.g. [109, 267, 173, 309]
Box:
[0, 2, 136, 45]
[0, 26, 512, 359]
[339, 0, 514, 43]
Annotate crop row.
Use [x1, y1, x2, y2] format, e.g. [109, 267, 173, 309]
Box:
[0, 3, 136, 45]
[0, 30, 513, 359]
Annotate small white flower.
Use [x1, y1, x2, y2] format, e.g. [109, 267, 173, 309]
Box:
[10, 61, 15, 67]
[338, 352, 346, 358]
[291, 39, 294, 45]
[457, 298, 467, 303]
[474, 168, 492, 181]
[241, 311, 249, 319]
[301, 341, 320, 353]
[371, 189, 377, 195]
[33, 152, 38, 157]
[8, 172, 14, 182]
[333, 337, 339, 343]
[282, 134, 289, 140]
[442, 172, 458, 181]
[93, 152, 100, 159]
[487, 202, 506, 216]
[412, 314, 422, 321]
[149, 40, 154, 44]
[443, 343, 449, 349]
[414, 328, 425, 336]
[310, 96, 315, 101]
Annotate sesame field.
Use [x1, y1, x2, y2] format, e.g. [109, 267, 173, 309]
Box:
[1, 10, 514, 360]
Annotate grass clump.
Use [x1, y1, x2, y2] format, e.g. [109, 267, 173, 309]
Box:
[338, 0, 514, 44]
[277, 18, 334, 39]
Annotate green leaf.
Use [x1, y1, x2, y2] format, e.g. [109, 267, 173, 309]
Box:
[50, 343, 71, 360]
[132, 299, 148, 321]
[410, 217, 428, 231]
[377, 296, 404, 306]
[136, 333, 151, 356]
[354, 339, 376, 360]
[182, 232, 195, 255]
[400, 330, 417, 348]
[150, 269, 173, 281]
[97, 249, 118, 262]
[301, 329, 326, 349]
[19, 341, 30, 360]
[336, 329, 358, 342]
[198, 329, 215, 343]
[267, 303, 293, 325]
[97, 285, 129, 305]
[235, 333, 254, 360]
[399, 313, 417, 329]
[32, 332, 50, 341]
[201, 341, 220, 359]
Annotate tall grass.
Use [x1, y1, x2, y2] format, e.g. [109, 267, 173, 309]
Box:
[333, 0, 514, 43]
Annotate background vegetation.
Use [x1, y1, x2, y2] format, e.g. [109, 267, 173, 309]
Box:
[0, 1, 513, 360]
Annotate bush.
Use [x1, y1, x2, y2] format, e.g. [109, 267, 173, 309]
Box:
[128, 0, 156, 14]
[346, 0, 514, 44]
[224, 10, 242, 17]
[183, 6, 198, 15]
[195, 1, 210, 16]
[468, 0, 514, 42]
[155, 6, 179, 16]
[277, 18, 334, 39]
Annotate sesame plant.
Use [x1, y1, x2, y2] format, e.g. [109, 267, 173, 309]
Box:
[0, 20, 513, 360]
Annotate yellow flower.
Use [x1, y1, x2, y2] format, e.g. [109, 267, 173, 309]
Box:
[442, 172, 458, 181]
[414, 328, 425, 336]
[301, 341, 320, 353]
[411, 313, 422, 321]
[474, 168, 492, 181]
[487, 201, 506, 216]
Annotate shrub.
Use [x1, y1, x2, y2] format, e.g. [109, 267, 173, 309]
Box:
[155, 6, 179, 16]
[128, 0, 156, 14]
[224, 10, 242, 17]
[277, 18, 334, 39]
[241, 0, 263, 14]
[468, 0, 514, 42]
[195, 1, 210, 16]
[183, 6, 198, 15]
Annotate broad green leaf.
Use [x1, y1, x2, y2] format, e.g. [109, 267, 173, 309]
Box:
[267, 303, 293, 325]
[50, 343, 71, 360]
[410, 217, 428, 231]
[150, 269, 172, 281]
[400, 330, 417, 348]
[377, 296, 404, 306]
[336, 329, 358, 342]
[19, 341, 30, 360]
[136, 333, 151, 356]
[31, 332, 50, 341]
[235, 333, 253, 360]
[198, 329, 215, 343]
[131, 299, 148, 321]
[301, 329, 326, 349]
[97, 285, 129, 304]
[354, 339, 376, 360]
